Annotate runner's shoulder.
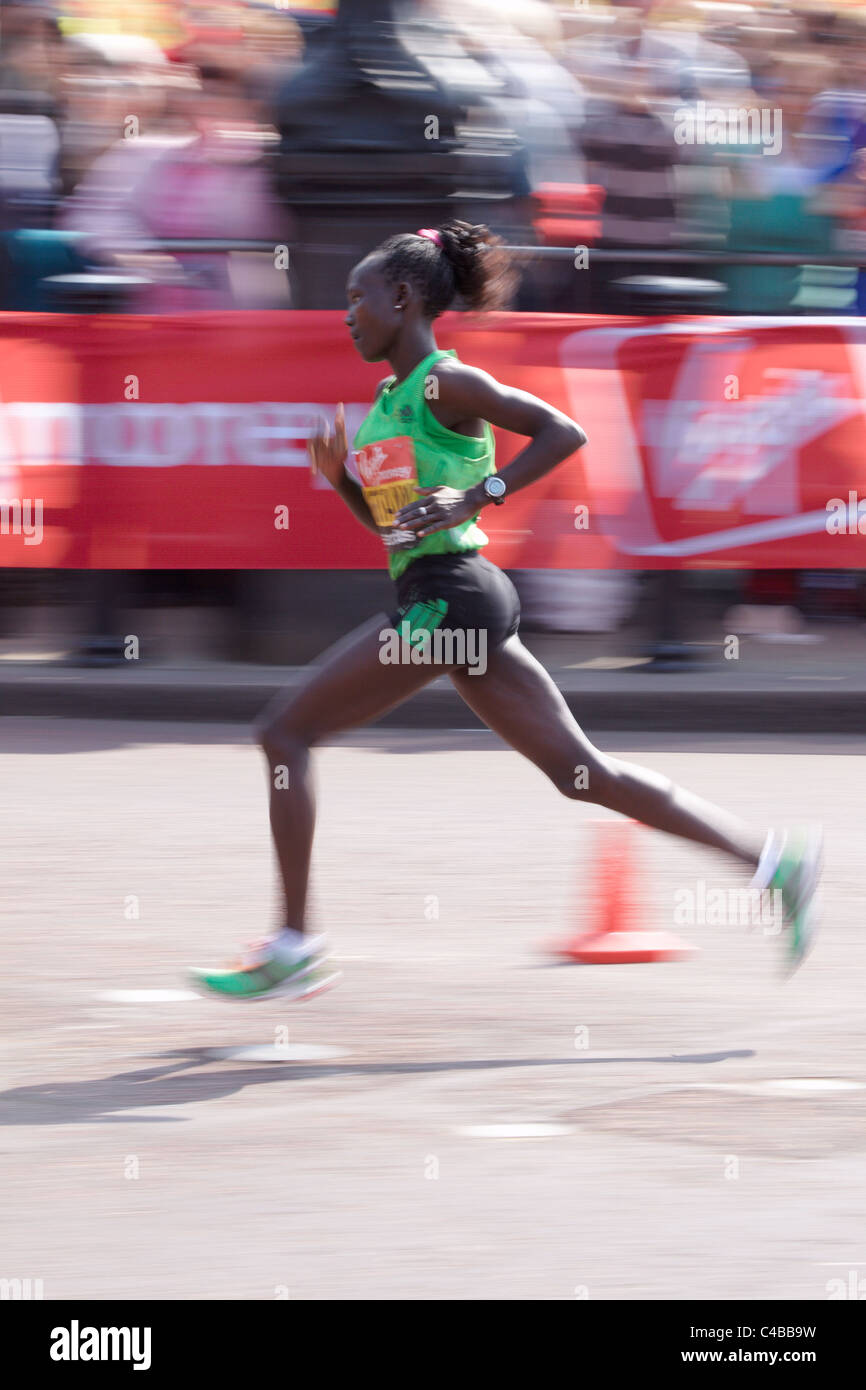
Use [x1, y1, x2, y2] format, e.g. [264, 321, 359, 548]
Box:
[421, 358, 495, 433]
[424, 357, 496, 404]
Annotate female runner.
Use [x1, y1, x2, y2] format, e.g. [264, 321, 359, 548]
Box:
[192, 221, 820, 999]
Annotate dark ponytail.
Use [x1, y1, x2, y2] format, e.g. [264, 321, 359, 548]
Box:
[377, 219, 519, 318]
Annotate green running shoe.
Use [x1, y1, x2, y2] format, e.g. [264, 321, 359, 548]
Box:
[189, 932, 339, 1002]
[754, 827, 823, 974]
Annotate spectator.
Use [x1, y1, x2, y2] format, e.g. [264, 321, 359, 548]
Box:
[0, 0, 64, 229]
[59, 57, 291, 310]
[580, 64, 682, 310]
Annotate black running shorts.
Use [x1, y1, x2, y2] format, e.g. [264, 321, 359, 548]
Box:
[387, 551, 521, 669]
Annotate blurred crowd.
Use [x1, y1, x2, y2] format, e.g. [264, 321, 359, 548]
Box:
[4, 0, 866, 311]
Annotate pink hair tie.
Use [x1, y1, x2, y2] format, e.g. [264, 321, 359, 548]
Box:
[416, 227, 442, 247]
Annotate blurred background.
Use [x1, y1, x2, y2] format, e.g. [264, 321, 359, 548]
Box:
[2, 4, 862, 1307]
[7, 0, 866, 312]
[3, 0, 866, 669]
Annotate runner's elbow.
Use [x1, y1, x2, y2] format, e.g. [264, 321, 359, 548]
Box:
[556, 418, 587, 454]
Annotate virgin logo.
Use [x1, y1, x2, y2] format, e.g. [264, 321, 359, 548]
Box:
[640, 365, 858, 514]
[355, 439, 416, 488]
[559, 323, 864, 557]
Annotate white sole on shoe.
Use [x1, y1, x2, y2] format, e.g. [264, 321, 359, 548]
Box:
[187, 955, 341, 1004]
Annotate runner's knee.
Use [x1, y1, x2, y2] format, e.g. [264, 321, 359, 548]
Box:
[553, 750, 616, 803]
[561, 754, 676, 813]
[255, 704, 315, 762]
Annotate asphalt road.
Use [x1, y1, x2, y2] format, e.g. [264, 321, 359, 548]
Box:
[1, 719, 864, 1301]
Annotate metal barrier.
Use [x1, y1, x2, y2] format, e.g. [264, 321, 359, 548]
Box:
[94, 238, 866, 268]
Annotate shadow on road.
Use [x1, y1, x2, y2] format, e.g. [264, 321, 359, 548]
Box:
[0, 1048, 755, 1126]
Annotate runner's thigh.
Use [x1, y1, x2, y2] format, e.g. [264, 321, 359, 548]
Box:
[449, 632, 601, 787]
[256, 612, 454, 746]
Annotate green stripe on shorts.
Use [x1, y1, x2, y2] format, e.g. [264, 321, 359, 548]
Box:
[400, 598, 449, 647]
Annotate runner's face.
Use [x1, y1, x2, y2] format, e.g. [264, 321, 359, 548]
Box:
[345, 258, 402, 362]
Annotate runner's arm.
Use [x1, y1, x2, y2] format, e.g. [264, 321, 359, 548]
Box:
[332, 380, 391, 536]
[334, 471, 381, 535]
[425, 361, 586, 509]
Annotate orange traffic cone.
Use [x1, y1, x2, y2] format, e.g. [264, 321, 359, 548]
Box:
[548, 819, 696, 963]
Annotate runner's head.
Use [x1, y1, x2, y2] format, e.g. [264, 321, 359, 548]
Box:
[345, 220, 517, 362]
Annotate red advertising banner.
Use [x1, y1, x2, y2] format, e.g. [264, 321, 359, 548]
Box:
[1, 309, 866, 569]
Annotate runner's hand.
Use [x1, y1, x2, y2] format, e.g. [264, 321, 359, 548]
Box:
[395, 486, 478, 538]
[307, 402, 348, 488]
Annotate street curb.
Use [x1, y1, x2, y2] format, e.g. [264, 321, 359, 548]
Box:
[4, 675, 866, 732]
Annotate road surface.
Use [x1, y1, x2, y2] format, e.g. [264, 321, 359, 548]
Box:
[1, 719, 863, 1300]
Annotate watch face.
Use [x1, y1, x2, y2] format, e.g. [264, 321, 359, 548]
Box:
[485, 475, 506, 498]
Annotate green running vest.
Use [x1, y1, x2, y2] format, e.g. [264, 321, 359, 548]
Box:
[350, 347, 496, 580]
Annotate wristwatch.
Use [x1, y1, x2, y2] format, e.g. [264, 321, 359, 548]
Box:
[481, 474, 507, 506]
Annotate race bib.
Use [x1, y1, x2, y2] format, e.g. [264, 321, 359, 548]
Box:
[354, 436, 419, 550]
